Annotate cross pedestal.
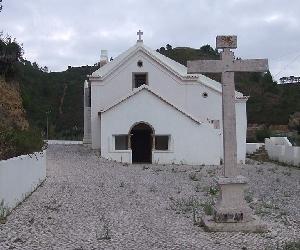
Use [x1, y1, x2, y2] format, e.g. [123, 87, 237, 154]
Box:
[188, 36, 268, 232]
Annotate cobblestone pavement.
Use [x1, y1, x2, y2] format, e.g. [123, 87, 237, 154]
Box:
[0, 145, 299, 250]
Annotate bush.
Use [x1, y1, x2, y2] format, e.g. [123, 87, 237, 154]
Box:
[255, 129, 271, 142]
[0, 127, 44, 160]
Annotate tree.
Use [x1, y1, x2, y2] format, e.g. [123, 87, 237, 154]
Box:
[200, 44, 217, 55]
[41, 66, 49, 73]
[32, 62, 39, 69]
[166, 44, 172, 50]
[0, 35, 24, 77]
[289, 112, 300, 134]
[159, 47, 166, 53]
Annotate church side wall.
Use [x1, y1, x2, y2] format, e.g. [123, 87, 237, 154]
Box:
[91, 86, 101, 149]
[101, 90, 220, 165]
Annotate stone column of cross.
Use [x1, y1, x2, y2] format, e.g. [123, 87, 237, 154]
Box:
[187, 36, 269, 232]
[188, 36, 268, 178]
[137, 30, 143, 43]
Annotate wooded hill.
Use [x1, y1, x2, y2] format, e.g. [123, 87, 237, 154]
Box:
[13, 45, 300, 139]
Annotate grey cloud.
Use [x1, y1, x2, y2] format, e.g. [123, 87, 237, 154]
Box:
[0, 0, 299, 80]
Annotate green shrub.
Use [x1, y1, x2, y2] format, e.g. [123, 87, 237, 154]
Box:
[282, 240, 300, 250]
[255, 129, 271, 142]
[0, 127, 44, 160]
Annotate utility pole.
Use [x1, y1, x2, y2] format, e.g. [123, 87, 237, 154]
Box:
[46, 110, 51, 140]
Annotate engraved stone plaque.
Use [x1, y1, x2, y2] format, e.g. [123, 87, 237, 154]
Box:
[216, 36, 237, 49]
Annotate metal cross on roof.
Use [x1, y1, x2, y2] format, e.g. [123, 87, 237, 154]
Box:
[137, 30, 143, 42]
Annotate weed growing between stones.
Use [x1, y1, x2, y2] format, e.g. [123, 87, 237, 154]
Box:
[201, 201, 213, 216]
[97, 217, 112, 241]
[206, 169, 216, 177]
[142, 165, 149, 170]
[169, 196, 202, 214]
[0, 199, 8, 224]
[256, 168, 264, 174]
[175, 186, 182, 194]
[244, 190, 254, 203]
[265, 240, 300, 250]
[195, 183, 202, 193]
[189, 172, 199, 181]
[149, 185, 157, 193]
[283, 171, 291, 176]
[208, 186, 219, 196]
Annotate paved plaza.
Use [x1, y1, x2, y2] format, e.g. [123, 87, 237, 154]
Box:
[0, 145, 299, 249]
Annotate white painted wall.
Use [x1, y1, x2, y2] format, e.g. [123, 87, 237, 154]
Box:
[0, 151, 46, 214]
[46, 140, 83, 145]
[246, 143, 264, 154]
[265, 137, 300, 166]
[90, 47, 247, 163]
[101, 89, 221, 165]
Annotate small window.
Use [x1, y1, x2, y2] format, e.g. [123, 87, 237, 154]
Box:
[137, 60, 143, 67]
[155, 135, 169, 150]
[133, 73, 148, 88]
[115, 135, 128, 150]
[202, 92, 208, 98]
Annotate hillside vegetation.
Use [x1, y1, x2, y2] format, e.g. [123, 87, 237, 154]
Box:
[2, 42, 299, 141]
[0, 36, 44, 160]
[16, 61, 97, 139]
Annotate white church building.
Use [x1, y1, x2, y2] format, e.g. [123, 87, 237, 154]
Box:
[83, 32, 248, 165]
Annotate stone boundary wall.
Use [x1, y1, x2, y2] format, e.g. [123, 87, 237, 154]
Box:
[0, 150, 46, 215]
[246, 143, 264, 154]
[265, 137, 300, 167]
[46, 140, 83, 145]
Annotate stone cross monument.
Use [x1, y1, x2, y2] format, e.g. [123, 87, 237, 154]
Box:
[188, 36, 268, 232]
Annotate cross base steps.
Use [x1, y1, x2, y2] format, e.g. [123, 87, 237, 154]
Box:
[201, 215, 268, 233]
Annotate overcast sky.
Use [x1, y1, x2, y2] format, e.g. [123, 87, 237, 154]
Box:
[1, 0, 300, 81]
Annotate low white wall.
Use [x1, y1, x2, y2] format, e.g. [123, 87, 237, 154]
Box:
[246, 143, 264, 154]
[46, 140, 82, 145]
[269, 137, 292, 146]
[0, 150, 46, 215]
[265, 137, 300, 166]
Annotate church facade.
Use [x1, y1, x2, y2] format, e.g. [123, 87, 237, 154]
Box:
[83, 33, 248, 165]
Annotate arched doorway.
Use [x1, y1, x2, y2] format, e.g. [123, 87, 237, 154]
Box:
[130, 122, 153, 163]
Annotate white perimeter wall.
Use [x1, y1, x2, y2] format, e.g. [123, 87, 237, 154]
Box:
[265, 137, 300, 166]
[101, 89, 221, 165]
[46, 140, 83, 145]
[246, 143, 264, 154]
[0, 151, 46, 213]
[90, 50, 247, 164]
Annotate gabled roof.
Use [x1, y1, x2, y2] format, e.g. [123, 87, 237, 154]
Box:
[91, 42, 198, 79]
[90, 41, 243, 97]
[99, 85, 202, 125]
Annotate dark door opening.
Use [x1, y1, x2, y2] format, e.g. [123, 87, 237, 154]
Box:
[130, 123, 153, 163]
